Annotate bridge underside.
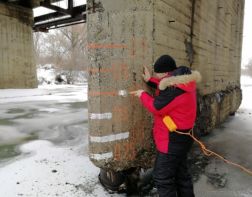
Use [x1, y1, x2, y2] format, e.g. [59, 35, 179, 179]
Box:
[0, 0, 86, 88]
[33, 2, 86, 31]
[2, 0, 86, 31]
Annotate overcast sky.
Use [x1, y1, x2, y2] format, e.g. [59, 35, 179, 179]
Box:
[33, 0, 251, 67]
[242, 0, 252, 67]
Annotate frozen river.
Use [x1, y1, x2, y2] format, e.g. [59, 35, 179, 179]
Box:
[0, 84, 117, 197]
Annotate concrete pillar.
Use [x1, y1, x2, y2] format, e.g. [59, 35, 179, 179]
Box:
[0, 3, 37, 89]
[87, 0, 155, 171]
[87, 0, 244, 170]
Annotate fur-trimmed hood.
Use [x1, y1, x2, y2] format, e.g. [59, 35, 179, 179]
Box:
[159, 70, 201, 91]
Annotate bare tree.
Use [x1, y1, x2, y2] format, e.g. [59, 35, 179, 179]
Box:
[243, 59, 252, 76]
[58, 24, 87, 82]
[33, 32, 47, 64]
[33, 24, 88, 83]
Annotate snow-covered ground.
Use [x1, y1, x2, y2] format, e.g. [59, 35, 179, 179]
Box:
[240, 75, 252, 110]
[0, 76, 252, 197]
[0, 85, 87, 104]
[37, 65, 87, 85]
[193, 76, 252, 197]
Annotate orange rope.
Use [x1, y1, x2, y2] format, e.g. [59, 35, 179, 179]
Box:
[174, 129, 252, 176]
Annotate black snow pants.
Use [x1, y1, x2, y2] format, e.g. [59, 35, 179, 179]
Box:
[153, 131, 195, 197]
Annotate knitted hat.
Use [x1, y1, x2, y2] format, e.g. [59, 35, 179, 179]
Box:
[154, 55, 177, 73]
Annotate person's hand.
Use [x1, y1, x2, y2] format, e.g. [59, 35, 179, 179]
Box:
[130, 90, 145, 97]
[142, 66, 151, 82]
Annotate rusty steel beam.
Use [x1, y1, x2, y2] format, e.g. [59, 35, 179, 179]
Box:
[33, 12, 86, 31]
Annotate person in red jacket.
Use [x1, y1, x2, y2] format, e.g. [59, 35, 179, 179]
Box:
[131, 55, 201, 197]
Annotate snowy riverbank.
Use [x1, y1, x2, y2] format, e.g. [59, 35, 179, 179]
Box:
[0, 83, 117, 197]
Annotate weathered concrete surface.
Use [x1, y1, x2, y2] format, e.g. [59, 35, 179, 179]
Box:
[87, 0, 245, 170]
[195, 87, 242, 135]
[193, 0, 244, 94]
[153, 0, 193, 66]
[0, 3, 37, 88]
[87, 0, 154, 171]
[192, 0, 244, 134]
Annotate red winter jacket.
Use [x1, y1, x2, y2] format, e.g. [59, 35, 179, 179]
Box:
[140, 67, 201, 153]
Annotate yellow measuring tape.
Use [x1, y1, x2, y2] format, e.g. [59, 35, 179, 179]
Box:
[163, 116, 252, 176]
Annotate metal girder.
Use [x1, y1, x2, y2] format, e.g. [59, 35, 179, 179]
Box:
[34, 14, 86, 31]
[34, 4, 86, 22]
[3, 0, 62, 8]
[33, 3, 86, 32]
[1, 0, 86, 31]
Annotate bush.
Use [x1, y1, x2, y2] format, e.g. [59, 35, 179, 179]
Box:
[243, 59, 252, 77]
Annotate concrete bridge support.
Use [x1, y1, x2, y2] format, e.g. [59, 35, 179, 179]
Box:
[87, 0, 244, 171]
[0, 3, 37, 89]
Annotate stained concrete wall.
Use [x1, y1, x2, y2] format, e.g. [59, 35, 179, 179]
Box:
[153, 0, 193, 66]
[87, 0, 154, 171]
[0, 3, 37, 88]
[87, 0, 244, 170]
[193, 0, 243, 94]
[193, 0, 244, 134]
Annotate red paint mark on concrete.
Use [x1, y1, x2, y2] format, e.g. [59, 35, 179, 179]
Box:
[113, 121, 147, 161]
[89, 91, 118, 96]
[87, 68, 112, 73]
[114, 143, 121, 161]
[87, 43, 128, 49]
